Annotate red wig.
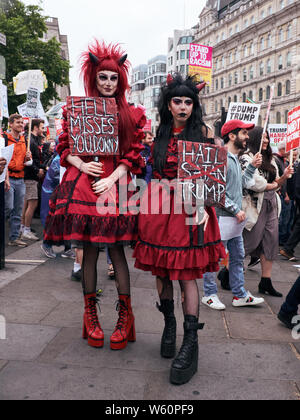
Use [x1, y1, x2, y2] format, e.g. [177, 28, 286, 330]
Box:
[80, 40, 135, 153]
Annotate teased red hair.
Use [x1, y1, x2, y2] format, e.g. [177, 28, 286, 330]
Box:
[80, 40, 135, 153]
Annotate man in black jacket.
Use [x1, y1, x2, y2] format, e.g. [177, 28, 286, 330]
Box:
[21, 119, 45, 241]
[280, 160, 300, 261]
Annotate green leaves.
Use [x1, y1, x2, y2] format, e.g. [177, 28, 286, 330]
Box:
[0, 0, 70, 115]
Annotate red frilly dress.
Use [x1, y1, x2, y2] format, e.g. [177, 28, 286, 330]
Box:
[133, 127, 226, 281]
[44, 106, 146, 247]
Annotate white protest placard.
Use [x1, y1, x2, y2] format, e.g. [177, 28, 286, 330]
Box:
[0, 144, 14, 184]
[26, 87, 40, 118]
[268, 124, 287, 153]
[17, 101, 49, 128]
[0, 81, 9, 119]
[226, 103, 261, 125]
[13, 70, 48, 95]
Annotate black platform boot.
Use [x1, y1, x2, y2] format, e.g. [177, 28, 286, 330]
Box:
[170, 315, 204, 385]
[258, 277, 283, 297]
[157, 300, 177, 359]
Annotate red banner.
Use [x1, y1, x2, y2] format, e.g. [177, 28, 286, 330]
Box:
[286, 106, 300, 152]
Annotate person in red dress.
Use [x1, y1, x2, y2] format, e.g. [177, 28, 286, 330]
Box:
[44, 41, 146, 351]
[133, 73, 226, 385]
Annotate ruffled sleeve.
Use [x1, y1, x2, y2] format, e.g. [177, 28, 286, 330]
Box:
[56, 106, 72, 168]
[119, 105, 146, 175]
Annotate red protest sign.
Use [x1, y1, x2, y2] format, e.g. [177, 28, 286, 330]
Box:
[286, 106, 300, 153]
[178, 141, 227, 207]
[67, 97, 119, 157]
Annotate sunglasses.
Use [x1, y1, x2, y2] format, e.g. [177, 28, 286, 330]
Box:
[171, 98, 193, 106]
[98, 74, 119, 82]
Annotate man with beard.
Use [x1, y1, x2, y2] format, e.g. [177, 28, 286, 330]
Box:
[215, 120, 264, 307]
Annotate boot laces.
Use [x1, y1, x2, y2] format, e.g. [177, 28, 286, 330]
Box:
[115, 300, 128, 331]
[87, 296, 101, 327]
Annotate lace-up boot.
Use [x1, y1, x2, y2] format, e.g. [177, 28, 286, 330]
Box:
[110, 295, 136, 350]
[82, 293, 104, 348]
[170, 315, 204, 385]
[157, 299, 177, 358]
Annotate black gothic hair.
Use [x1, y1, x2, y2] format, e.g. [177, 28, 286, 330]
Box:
[153, 73, 208, 175]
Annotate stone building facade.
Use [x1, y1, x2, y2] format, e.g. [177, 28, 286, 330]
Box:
[44, 17, 71, 104]
[191, 0, 300, 131]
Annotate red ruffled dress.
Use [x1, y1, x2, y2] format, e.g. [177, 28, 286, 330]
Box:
[133, 127, 226, 281]
[44, 106, 146, 247]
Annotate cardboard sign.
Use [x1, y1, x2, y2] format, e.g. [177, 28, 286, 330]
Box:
[67, 97, 119, 157]
[143, 120, 152, 132]
[178, 141, 227, 207]
[286, 106, 300, 153]
[17, 101, 49, 127]
[268, 124, 287, 152]
[226, 103, 261, 125]
[26, 87, 40, 118]
[0, 81, 9, 119]
[189, 44, 213, 85]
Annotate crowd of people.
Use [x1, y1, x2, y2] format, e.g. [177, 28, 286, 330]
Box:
[1, 39, 300, 386]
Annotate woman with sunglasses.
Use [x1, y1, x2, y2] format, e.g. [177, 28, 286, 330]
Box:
[134, 73, 225, 385]
[44, 41, 146, 351]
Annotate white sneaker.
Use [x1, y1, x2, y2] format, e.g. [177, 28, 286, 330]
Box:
[232, 291, 264, 307]
[202, 295, 226, 310]
[21, 230, 39, 241]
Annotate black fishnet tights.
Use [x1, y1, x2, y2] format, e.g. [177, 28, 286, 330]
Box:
[82, 244, 130, 296]
[156, 276, 199, 318]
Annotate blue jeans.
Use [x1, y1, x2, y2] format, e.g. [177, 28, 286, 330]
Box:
[223, 236, 247, 298]
[203, 272, 218, 296]
[5, 178, 26, 241]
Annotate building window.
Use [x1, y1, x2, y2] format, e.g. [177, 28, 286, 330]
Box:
[249, 90, 253, 100]
[243, 68, 247, 82]
[228, 73, 232, 87]
[243, 92, 247, 102]
[180, 50, 185, 60]
[186, 50, 190, 59]
[215, 79, 218, 90]
[251, 16, 255, 25]
[276, 112, 281, 124]
[221, 56, 225, 68]
[260, 37, 264, 51]
[215, 101, 218, 112]
[250, 43, 254, 55]
[279, 28, 284, 43]
[235, 24, 239, 33]
[244, 45, 248, 57]
[249, 66, 254, 79]
[266, 85, 271, 99]
[260, 10, 265, 19]
[180, 65, 185, 74]
[244, 19, 248, 28]
[286, 80, 291, 95]
[221, 77, 224, 89]
[268, 6, 272, 15]
[228, 97, 231, 106]
[267, 34, 272, 48]
[234, 95, 238, 102]
[267, 59, 271, 73]
[229, 52, 232, 64]
[234, 72, 238, 84]
[259, 88, 263, 101]
[278, 55, 283, 70]
[287, 24, 292, 39]
[277, 82, 282, 97]
[280, 0, 285, 10]
[287, 52, 292, 67]
[260, 61, 264, 76]
[285, 110, 289, 123]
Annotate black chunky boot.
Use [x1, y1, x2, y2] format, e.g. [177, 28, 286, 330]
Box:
[258, 277, 283, 297]
[170, 315, 204, 385]
[157, 300, 177, 359]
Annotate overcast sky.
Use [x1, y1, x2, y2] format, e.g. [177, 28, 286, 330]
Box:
[23, 0, 207, 95]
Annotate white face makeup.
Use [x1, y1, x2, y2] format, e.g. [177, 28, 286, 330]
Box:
[96, 70, 119, 97]
[168, 96, 194, 128]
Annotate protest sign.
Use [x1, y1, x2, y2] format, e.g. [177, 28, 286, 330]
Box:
[226, 103, 261, 125]
[143, 120, 152, 132]
[67, 97, 119, 157]
[55, 119, 64, 137]
[178, 141, 227, 208]
[286, 106, 300, 153]
[268, 124, 287, 152]
[189, 44, 213, 85]
[17, 101, 49, 128]
[13, 70, 48, 95]
[26, 87, 40, 119]
[0, 81, 9, 119]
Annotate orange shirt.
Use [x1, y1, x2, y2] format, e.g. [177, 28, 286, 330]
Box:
[5, 132, 27, 179]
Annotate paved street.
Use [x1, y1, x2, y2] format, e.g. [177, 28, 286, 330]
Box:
[0, 220, 299, 401]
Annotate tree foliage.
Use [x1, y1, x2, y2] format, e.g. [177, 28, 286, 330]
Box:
[0, 0, 70, 115]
